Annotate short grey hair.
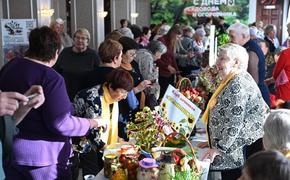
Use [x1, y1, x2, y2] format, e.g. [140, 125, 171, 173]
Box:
[218, 43, 249, 71]
[264, 24, 276, 35]
[73, 28, 91, 42]
[147, 40, 167, 55]
[263, 109, 290, 151]
[227, 22, 250, 38]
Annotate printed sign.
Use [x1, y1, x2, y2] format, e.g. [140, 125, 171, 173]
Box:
[1, 19, 36, 67]
[161, 85, 202, 137]
[184, 0, 249, 17]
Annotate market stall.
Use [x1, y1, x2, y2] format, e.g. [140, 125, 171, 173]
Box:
[91, 82, 212, 180]
[95, 127, 210, 180]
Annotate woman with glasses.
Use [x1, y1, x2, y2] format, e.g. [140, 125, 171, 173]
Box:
[54, 28, 100, 100]
[118, 36, 151, 140]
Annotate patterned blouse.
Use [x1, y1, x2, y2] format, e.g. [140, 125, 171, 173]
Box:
[135, 49, 160, 99]
[208, 71, 269, 170]
[73, 85, 120, 152]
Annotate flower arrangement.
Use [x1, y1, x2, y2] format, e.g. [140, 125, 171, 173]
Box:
[127, 107, 173, 152]
[198, 65, 221, 93]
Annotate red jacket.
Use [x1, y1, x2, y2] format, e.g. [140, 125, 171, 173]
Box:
[273, 48, 290, 101]
[157, 36, 179, 77]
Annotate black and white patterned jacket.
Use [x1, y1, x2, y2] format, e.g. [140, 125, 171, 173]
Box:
[208, 71, 269, 170]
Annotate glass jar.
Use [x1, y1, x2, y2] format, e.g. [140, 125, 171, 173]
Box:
[158, 152, 176, 180]
[104, 154, 118, 178]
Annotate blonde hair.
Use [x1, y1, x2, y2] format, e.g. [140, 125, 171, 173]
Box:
[218, 43, 249, 71]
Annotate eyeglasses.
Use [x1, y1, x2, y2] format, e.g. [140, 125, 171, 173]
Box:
[127, 51, 137, 57]
[74, 36, 88, 41]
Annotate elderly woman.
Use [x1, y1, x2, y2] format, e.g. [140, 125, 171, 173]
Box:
[175, 26, 196, 77]
[263, 109, 290, 158]
[50, 18, 73, 49]
[238, 150, 290, 180]
[201, 43, 269, 180]
[134, 40, 167, 101]
[0, 26, 103, 179]
[264, 24, 278, 53]
[54, 28, 100, 100]
[118, 36, 151, 139]
[73, 69, 134, 176]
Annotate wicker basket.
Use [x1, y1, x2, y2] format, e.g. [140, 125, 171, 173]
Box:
[176, 77, 192, 92]
[162, 132, 201, 175]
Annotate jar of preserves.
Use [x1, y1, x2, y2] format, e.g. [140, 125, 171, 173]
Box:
[104, 154, 118, 178]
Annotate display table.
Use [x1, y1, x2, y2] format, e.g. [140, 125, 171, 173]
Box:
[95, 120, 210, 180]
[95, 138, 210, 179]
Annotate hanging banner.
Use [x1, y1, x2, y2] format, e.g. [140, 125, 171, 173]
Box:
[1, 19, 36, 67]
[160, 85, 202, 137]
[151, 0, 250, 25]
[184, 0, 249, 22]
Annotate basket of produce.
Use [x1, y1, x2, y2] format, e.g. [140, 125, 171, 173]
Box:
[176, 77, 192, 92]
[149, 132, 201, 180]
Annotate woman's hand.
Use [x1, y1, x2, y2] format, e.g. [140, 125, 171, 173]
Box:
[168, 65, 177, 74]
[187, 52, 195, 59]
[197, 142, 209, 148]
[23, 85, 45, 109]
[89, 117, 107, 132]
[9, 85, 45, 125]
[264, 77, 274, 85]
[0, 91, 28, 116]
[134, 80, 151, 94]
[202, 148, 221, 163]
[118, 137, 125, 142]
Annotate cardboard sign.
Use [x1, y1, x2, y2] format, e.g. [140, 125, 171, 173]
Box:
[160, 85, 202, 137]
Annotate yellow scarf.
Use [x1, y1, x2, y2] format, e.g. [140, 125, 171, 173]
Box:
[282, 149, 290, 159]
[120, 63, 133, 71]
[100, 85, 119, 145]
[120, 63, 145, 109]
[202, 71, 239, 125]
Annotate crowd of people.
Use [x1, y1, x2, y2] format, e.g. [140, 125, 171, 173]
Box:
[0, 15, 290, 180]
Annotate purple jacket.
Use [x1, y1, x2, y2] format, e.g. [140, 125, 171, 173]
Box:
[0, 58, 90, 166]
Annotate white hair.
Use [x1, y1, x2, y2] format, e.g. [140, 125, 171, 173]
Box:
[218, 43, 249, 71]
[263, 109, 290, 151]
[227, 22, 250, 38]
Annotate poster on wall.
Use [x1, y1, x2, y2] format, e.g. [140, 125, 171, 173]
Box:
[160, 85, 202, 137]
[150, 0, 250, 25]
[0, 19, 36, 67]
